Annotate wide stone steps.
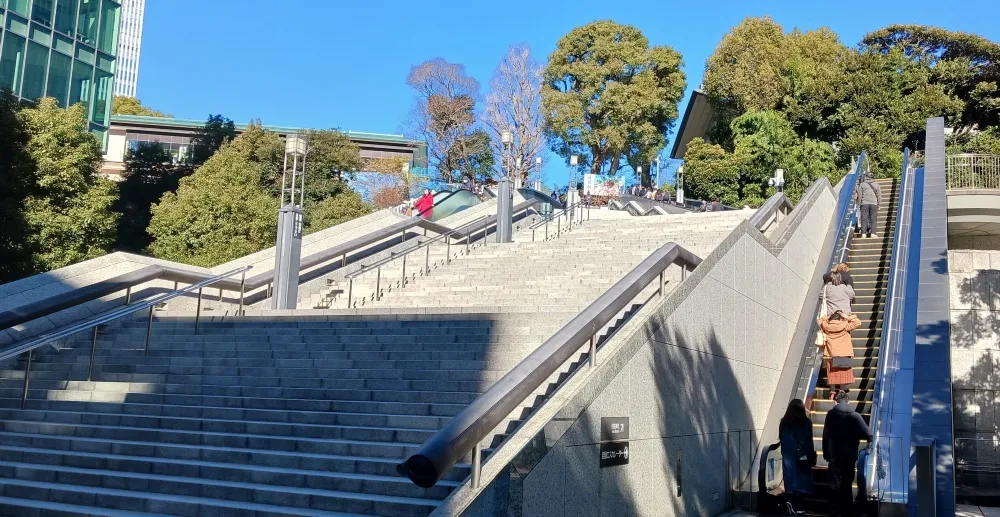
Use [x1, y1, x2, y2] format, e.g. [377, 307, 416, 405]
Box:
[0, 210, 748, 515]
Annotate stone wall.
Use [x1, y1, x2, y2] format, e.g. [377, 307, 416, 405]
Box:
[950, 248, 1000, 490]
[449, 182, 838, 517]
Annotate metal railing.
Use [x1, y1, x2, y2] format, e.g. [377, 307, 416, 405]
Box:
[946, 153, 1000, 190]
[342, 215, 489, 308]
[2, 198, 547, 335]
[395, 242, 702, 489]
[529, 200, 589, 241]
[862, 148, 916, 504]
[793, 152, 868, 407]
[747, 193, 794, 234]
[342, 201, 541, 308]
[1, 266, 252, 410]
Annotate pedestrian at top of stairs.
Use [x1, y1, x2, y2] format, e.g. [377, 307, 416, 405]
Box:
[822, 272, 855, 316]
[856, 173, 882, 238]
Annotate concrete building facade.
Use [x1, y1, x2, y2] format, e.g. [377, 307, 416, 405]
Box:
[100, 114, 429, 179]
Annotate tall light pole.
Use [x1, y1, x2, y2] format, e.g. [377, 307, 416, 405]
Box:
[272, 133, 308, 310]
[636, 166, 642, 188]
[655, 157, 661, 188]
[497, 131, 514, 243]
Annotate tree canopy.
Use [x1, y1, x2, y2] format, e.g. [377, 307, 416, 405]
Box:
[20, 98, 118, 271]
[111, 96, 172, 118]
[0, 90, 38, 282]
[147, 124, 281, 267]
[542, 20, 686, 177]
[188, 114, 238, 166]
[114, 142, 183, 252]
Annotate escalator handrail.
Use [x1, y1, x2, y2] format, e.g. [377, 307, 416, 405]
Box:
[416, 189, 468, 218]
[799, 153, 868, 404]
[863, 148, 915, 498]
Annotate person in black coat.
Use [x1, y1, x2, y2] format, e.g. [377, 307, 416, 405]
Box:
[779, 399, 815, 514]
[822, 390, 873, 517]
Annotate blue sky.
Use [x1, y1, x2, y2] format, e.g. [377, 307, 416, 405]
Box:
[138, 0, 1000, 187]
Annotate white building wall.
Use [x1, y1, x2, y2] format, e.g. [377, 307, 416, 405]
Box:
[113, 0, 146, 98]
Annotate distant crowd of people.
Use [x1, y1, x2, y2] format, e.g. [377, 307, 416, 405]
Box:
[627, 184, 671, 203]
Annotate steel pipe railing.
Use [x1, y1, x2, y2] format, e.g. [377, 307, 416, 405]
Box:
[396, 242, 702, 488]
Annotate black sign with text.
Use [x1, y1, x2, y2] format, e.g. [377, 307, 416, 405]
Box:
[601, 417, 629, 441]
[600, 441, 630, 468]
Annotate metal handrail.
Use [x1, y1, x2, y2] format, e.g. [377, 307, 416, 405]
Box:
[396, 241, 702, 489]
[2, 265, 252, 409]
[747, 193, 794, 231]
[341, 201, 541, 308]
[863, 148, 915, 500]
[3, 199, 545, 333]
[528, 200, 588, 241]
[795, 152, 868, 407]
[346, 216, 490, 280]
[946, 153, 1000, 190]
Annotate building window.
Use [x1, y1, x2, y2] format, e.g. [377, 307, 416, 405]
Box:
[76, 0, 99, 46]
[7, 0, 29, 17]
[0, 32, 26, 94]
[21, 41, 49, 101]
[91, 67, 111, 124]
[55, 0, 79, 37]
[46, 49, 72, 106]
[69, 59, 92, 112]
[32, 0, 55, 26]
[97, 0, 118, 55]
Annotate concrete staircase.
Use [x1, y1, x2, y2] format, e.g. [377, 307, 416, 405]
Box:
[0, 210, 750, 516]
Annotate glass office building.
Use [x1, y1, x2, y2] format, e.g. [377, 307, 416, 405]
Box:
[0, 0, 120, 147]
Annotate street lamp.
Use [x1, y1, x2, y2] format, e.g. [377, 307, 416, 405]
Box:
[769, 168, 786, 193]
[272, 133, 309, 310]
[655, 157, 661, 188]
[497, 131, 515, 243]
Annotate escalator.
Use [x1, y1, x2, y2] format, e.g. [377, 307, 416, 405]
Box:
[807, 178, 898, 510]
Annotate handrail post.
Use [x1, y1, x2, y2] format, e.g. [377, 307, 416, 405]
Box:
[545, 220, 549, 240]
[681, 264, 688, 281]
[125, 286, 132, 305]
[238, 270, 246, 316]
[342, 254, 347, 267]
[658, 271, 665, 297]
[466, 231, 470, 255]
[195, 288, 203, 334]
[557, 217, 561, 237]
[87, 326, 98, 381]
[425, 242, 431, 275]
[482, 218, 488, 246]
[532, 228, 535, 242]
[472, 443, 482, 488]
[144, 306, 154, 356]
[446, 239, 451, 264]
[21, 350, 32, 410]
[347, 278, 354, 308]
[589, 335, 597, 367]
[402, 255, 407, 287]
[376, 266, 382, 301]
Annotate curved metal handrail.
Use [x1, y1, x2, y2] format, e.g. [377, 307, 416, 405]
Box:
[747, 193, 794, 231]
[396, 241, 702, 488]
[1, 265, 252, 409]
[862, 148, 915, 501]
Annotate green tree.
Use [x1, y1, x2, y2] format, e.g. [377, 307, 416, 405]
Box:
[863, 24, 1000, 130]
[834, 49, 964, 176]
[188, 114, 238, 165]
[298, 129, 362, 204]
[448, 128, 495, 184]
[948, 126, 1000, 155]
[147, 124, 281, 267]
[114, 142, 184, 252]
[111, 96, 172, 117]
[0, 89, 37, 282]
[20, 98, 118, 271]
[542, 20, 686, 175]
[703, 17, 849, 144]
[306, 187, 371, 234]
[682, 138, 743, 206]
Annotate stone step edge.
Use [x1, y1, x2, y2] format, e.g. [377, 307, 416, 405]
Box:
[0, 477, 403, 516]
[0, 495, 173, 517]
[0, 443, 460, 488]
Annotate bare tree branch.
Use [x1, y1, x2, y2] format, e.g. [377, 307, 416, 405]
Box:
[484, 44, 547, 184]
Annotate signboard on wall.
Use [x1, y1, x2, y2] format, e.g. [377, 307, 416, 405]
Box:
[599, 417, 630, 468]
[583, 174, 623, 197]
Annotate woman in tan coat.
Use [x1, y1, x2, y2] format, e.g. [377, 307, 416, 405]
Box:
[819, 310, 862, 396]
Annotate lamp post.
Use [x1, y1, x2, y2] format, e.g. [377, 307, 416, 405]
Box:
[676, 165, 685, 205]
[769, 168, 786, 193]
[568, 155, 579, 221]
[636, 166, 642, 188]
[272, 133, 308, 310]
[497, 131, 514, 243]
[655, 157, 661, 188]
